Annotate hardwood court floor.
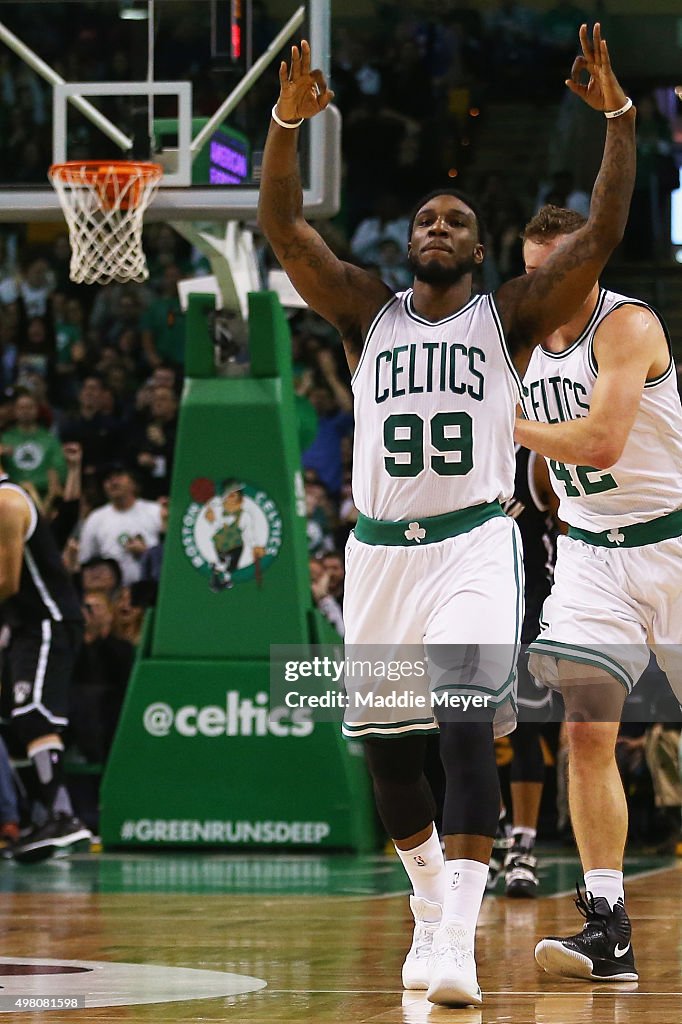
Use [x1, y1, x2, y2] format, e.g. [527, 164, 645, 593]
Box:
[0, 850, 680, 1023]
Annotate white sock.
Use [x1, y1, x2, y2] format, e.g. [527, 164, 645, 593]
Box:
[584, 869, 624, 909]
[512, 827, 536, 850]
[394, 825, 445, 905]
[442, 859, 489, 938]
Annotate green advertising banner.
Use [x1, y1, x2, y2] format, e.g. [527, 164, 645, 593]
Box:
[101, 649, 374, 850]
[100, 293, 379, 851]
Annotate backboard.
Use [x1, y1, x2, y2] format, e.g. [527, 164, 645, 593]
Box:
[0, 0, 338, 222]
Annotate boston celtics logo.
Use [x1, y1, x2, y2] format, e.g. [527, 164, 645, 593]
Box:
[182, 478, 283, 592]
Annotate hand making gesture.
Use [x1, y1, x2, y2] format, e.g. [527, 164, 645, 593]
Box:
[566, 23, 629, 113]
[275, 39, 334, 124]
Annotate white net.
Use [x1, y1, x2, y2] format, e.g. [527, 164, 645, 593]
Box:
[48, 162, 163, 285]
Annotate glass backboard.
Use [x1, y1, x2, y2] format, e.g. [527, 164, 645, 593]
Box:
[0, 0, 338, 221]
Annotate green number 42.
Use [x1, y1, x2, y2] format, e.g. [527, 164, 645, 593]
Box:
[549, 460, 618, 497]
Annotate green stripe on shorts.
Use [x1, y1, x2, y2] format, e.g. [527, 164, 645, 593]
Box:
[528, 638, 633, 693]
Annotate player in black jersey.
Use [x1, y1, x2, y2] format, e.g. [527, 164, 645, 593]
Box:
[491, 446, 560, 897]
[0, 470, 91, 861]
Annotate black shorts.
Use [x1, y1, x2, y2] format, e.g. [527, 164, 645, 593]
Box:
[2, 620, 82, 739]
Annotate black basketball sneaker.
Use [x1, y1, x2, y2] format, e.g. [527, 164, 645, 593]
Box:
[504, 847, 539, 898]
[486, 816, 513, 891]
[535, 885, 638, 981]
[13, 815, 92, 864]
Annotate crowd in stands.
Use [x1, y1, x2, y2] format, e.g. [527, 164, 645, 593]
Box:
[0, 0, 680, 844]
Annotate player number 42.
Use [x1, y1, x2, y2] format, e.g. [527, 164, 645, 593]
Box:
[549, 459, 618, 497]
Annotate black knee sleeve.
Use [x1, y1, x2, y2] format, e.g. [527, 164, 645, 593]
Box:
[364, 735, 436, 840]
[438, 721, 500, 838]
[509, 723, 545, 784]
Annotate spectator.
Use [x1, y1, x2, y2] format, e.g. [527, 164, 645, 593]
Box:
[53, 295, 87, 404]
[15, 316, 55, 390]
[112, 584, 144, 647]
[376, 238, 412, 291]
[80, 557, 123, 602]
[50, 234, 78, 296]
[305, 477, 335, 557]
[322, 550, 345, 604]
[310, 557, 345, 636]
[69, 589, 135, 764]
[144, 224, 194, 285]
[149, 363, 180, 394]
[88, 281, 152, 340]
[78, 466, 162, 585]
[336, 468, 359, 547]
[644, 723, 682, 852]
[59, 375, 122, 473]
[139, 496, 169, 586]
[103, 288, 144, 348]
[50, 440, 84, 552]
[0, 258, 53, 319]
[343, 96, 408, 227]
[535, 170, 590, 218]
[624, 92, 677, 261]
[1, 390, 65, 510]
[130, 385, 178, 500]
[141, 265, 186, 371]
[0, 387, 15, 432]
[301, 347, 354, 496]
[350, 194, 411, 265]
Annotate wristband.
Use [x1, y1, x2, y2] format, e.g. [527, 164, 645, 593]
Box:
[272, 104, 303, 129]
[604, 97, 633, 119]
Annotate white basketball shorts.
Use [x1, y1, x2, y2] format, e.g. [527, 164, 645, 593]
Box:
[342, 515, 524, 740]
[528, 533, 682, 700]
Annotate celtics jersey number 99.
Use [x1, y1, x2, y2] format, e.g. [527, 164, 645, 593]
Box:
[523, 289, 682, 532]
[351, 291, 523, 520]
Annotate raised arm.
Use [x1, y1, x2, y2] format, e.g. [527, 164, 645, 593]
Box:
[258, 40, 392, 369]
[497, 24, 636, 355]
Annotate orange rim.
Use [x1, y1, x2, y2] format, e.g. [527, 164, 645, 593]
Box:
[49, 160, 163, 183]
[49, 161, 163, 211]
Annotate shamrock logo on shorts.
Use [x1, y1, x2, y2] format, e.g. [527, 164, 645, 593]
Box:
[606, 528, 625, 546]
[404, 521, 427, 544]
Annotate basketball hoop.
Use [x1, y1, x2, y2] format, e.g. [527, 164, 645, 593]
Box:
[48, 161, 163, 285]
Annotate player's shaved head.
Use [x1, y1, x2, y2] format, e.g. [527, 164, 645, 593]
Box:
[408, 189, 485, 245]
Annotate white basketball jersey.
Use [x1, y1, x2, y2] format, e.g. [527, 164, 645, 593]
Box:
[351, 290, 523, 520]
[523, 288, 682, 530]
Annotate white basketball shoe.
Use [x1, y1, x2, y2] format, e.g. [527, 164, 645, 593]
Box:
[401, 896, 442, 990]
[427, 921, 482, 1006]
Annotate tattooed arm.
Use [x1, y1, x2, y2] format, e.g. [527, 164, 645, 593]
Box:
[495, 24, 636, 357]
[258, 41, 392, 371]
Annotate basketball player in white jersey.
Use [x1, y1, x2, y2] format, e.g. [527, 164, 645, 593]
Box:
[516, 204, 682, 982]
[259, 26, 635, 1006]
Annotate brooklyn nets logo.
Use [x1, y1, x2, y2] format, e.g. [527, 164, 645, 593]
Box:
[182, 478, 283, 592]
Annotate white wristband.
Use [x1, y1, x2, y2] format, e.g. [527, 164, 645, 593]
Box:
[272, 104, 303, 129]
[604, 97, 633, 119]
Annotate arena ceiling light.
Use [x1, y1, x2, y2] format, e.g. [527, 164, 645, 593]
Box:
[119, 1, 149, 20]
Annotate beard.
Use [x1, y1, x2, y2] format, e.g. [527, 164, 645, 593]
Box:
[408, 251, 478, 286]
